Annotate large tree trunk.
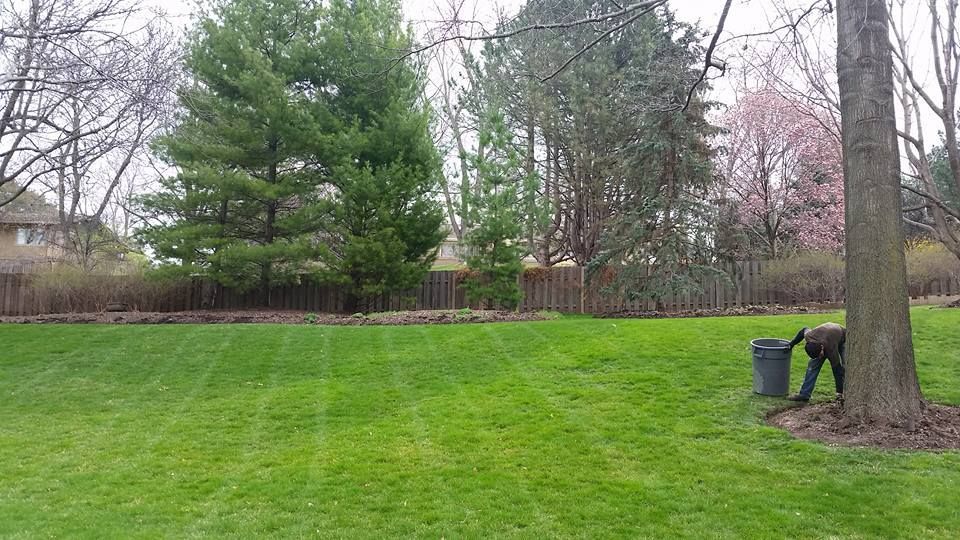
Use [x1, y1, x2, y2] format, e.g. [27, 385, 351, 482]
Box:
[525, 108, 537, 258]
[260, 158, 278, 307]
[836, 0, 923, 426]
[260, 200, 276, 307]
[343, 275, 363, 314]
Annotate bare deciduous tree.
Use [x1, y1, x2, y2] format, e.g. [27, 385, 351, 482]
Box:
[889, 0, 960, 260]
[1, 0, 180, 269]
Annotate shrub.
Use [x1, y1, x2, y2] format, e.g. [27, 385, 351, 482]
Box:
[31, 265, 191, 313]
[454, 307, 475, 321]
[761, 251, 845, 304]
[303, 313, 318, 324]
[522, 266, 550, 283]
[454, 268, 479, 284]
[906, 242, 960, 295]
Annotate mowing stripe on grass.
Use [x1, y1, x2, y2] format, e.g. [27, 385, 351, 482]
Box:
[2, 309, 960, 538]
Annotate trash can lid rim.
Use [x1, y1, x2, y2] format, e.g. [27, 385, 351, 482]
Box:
[750, 338, 791, 350]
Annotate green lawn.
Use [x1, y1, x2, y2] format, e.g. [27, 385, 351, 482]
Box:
[2, 308, 960, 538]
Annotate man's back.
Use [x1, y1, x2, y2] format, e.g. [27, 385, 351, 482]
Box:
[805, 322, 845, 362]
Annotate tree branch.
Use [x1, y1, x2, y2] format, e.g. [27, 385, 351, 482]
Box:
[401, 0, 667, 60]
[683, 0, 733, 111]
[903, 216, 938, 235]
[901, 183, 960, 221]
[540, 0, 667, 82]
[903, 203, 929, 213]
[717, 0, 833, 46]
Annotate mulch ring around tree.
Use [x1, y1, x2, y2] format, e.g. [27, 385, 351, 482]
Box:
[768, 401, 960, 450]
[600, 304, 835, 319]
[944, 298, 960, 308]
[0, 309, 549, 326]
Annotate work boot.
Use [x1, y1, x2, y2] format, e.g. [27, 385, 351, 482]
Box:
[786, 394, 810, 402]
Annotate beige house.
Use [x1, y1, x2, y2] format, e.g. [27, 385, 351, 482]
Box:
[434, 232, 465, 268]
[0, 186, 62, 272]
[433, 230, 541, 269]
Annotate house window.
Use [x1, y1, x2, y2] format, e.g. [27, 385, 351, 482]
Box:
[15, 228, 46, 246]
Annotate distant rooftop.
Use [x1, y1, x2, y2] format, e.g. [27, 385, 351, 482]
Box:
[0, 183, 59, 225]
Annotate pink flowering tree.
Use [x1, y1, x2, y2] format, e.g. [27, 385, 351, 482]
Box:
[718, 89, 844, 258]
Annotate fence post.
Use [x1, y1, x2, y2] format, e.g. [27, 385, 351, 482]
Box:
[579, 267, 585, 314]
[450, 271, 456, 310]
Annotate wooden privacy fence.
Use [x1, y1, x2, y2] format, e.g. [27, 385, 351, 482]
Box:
[2, 261, 958, 316]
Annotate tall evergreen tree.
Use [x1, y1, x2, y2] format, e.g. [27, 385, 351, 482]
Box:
[584, 9, 718, 304]
[482, 3, 717, 300]
[311, 0, 444, 312]
[141, 0, 443, 309]
[926, 144, 960, 217]
[140, 0, 332, 300]
[484, 0, 712, 291]
[461, 111, 537, 310]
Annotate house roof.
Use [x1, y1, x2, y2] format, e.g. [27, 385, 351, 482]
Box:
[0, 183, 60, 225]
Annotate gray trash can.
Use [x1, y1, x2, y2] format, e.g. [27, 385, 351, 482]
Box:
[750, 338, 792, 396]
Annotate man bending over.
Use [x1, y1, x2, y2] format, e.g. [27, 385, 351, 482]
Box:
[786, 322, 845, 403]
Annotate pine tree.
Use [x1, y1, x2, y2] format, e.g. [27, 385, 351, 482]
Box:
[477, 1, 718, 295]
[140, 0, 332, 302]
[504, 5, 716, 303]
[592, 97, 719, 306]
[311, 0, 444, 312]
[141, 0, 444, 309]
[461, 111, 536, 310]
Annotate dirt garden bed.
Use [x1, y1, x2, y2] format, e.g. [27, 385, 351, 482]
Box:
[600, 304, 834, 319]
[0, 309, 550, 325]
[768, 401, 960, 450]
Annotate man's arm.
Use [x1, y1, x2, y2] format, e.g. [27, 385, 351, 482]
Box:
[788, 327, 808, 348]
[826, 346, 843, 368]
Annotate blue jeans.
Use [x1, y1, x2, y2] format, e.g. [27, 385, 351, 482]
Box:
[798, 342, 845, 398]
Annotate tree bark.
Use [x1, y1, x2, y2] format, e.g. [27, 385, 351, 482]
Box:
[436, 56, 466, 240]
[261, 158, 278, 307]
[524, 107, 537, 258]
[836, 0, 923, 426]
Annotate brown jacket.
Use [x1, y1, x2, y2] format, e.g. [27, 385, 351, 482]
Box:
[805, 322, 846, 367]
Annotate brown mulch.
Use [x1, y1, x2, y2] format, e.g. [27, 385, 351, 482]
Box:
[768, 401, 960, 450]
[600, 304, 834, 319]
[0, 309, 548, 326]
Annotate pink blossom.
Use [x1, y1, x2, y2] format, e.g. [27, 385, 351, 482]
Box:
[719, 89, 844, 256]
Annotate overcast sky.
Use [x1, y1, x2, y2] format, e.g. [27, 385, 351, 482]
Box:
[404, 0, 791, 94]
[147, 0, 945, 142]
[153, 0, 790, 107]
